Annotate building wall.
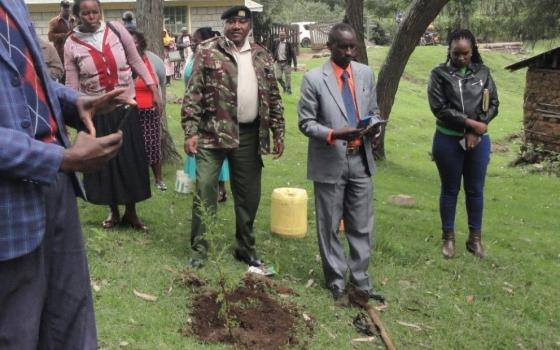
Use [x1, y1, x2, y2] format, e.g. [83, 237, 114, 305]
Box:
[29, 7, 132, 40]
[28, 3, 235, 40]
[103, 9, 128, 23]
[524, 68, 560, 152]
[189, 6, 229, 34]
[30, 11, 59, 38]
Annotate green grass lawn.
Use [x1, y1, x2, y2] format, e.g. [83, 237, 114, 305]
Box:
[83, 45, 560, 350]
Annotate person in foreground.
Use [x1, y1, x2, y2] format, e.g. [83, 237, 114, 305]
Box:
[183, 26, 231, 202]
[298, 23, 384, 302]
[428, 29, 499, 259]
[65, 0, 162, 231]
[182, 5, 285, 268]
[0, 0, 128, 347]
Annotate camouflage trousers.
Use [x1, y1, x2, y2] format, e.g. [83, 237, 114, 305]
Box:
[190, 121, 263, 260]
[275, 61, 292, 94]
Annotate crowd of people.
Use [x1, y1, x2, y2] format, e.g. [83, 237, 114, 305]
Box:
[0, 0, 499, 347]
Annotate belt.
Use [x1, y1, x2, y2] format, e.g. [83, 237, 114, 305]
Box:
[346, 146, 363, 156]
[239, 118, 260, 130]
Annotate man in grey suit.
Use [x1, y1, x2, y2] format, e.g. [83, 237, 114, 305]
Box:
[298, 23, 384, 302]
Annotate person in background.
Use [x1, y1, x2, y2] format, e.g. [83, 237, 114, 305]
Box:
[428, 29, 499, 259]
[65, 0, 163, 231]
[181, 6, 285, 268]
[176, 27, 191, 64]
[47, 0, 75, 65]
[123, 21, 166, 92]
[163, 28, 176, 85]
[183, 26, 230, 202]
[145, 49, 166, 87]
[272, 30, 297, 95]
[39, 37, 64, 81]
[395, 10, 403, 26]
[0, 0, 127, 347]
[131, 30, 166, 191]
[298, 23, 384, 303]
[121, 10, 136, 32]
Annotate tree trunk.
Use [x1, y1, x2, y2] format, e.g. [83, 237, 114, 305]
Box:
[136, 0, 181, 162]
[374, 0, 450, 159]
[344, 0, 368, 65]
[136, 0, 163, 58]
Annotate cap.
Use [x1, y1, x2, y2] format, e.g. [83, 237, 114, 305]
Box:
[221, 6, 251, 20]
[60, 0, 70, 7]
[181, 27, 188, 32]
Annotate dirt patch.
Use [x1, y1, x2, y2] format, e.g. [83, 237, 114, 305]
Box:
[298, 49, 329, 61]
[492, 142, 510, 153]
[402, 72, 428, 86]
[165, 92, 183, 105]
[187, 275, 313, 350]
[178, 269, 207, 288]
[388, 194, 416, 207]
[504, 133, 521, 142]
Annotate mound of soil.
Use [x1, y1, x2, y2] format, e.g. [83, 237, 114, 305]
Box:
[188, 275, 312, 350]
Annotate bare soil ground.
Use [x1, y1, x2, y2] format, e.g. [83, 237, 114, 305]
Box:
[187, 275, 313, 350]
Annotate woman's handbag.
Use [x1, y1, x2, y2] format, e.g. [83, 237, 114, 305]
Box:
[168, 50, 182, 62]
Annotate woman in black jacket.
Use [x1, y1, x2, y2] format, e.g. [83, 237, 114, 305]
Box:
[428, 29, 499, 259]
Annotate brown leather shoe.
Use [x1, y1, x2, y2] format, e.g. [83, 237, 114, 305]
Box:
[442, 230, 455, 258]
[466, 231, 485, 258]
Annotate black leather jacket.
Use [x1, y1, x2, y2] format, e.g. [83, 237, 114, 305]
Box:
[428, 62, 499, 132]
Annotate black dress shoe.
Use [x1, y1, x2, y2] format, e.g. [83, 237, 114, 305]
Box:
[187, 257, 204, 269]
[233, 249, 263, 267]
[330, 286, 345, 301]
[366, 289, 385, 303]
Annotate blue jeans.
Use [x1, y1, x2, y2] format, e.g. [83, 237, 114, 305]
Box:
[432, 131, 491, 232]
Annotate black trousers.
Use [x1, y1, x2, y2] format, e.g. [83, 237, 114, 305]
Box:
[0, 173, 97, 349]
[190, 121, 262, 259]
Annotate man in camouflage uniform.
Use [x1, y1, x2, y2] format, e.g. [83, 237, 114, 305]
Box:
[181, 5, 285, 268]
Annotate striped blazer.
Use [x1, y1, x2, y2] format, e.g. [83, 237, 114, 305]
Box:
[0, 0, 82, 261]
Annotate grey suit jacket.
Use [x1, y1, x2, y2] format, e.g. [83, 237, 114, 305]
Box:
[298, 60, 380, 183]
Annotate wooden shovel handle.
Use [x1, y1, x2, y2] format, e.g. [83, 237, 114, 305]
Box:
[366, 304, 397, 350]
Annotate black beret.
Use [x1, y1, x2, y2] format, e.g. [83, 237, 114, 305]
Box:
[221, 6, 251, 20]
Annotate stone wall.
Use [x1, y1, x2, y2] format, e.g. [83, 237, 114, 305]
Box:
[103, 9, 126, 24]
[29, 6, 227, 40]
[29, 11, 59, 39]
[29, 9, 126, 40]
[523, 68, 560, 153]
[190, 6, 228, 34]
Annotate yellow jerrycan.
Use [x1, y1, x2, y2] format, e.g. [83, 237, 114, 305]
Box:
[270, 188, 308, 238]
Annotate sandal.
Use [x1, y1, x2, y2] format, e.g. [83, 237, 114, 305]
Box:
[102, 215, 119, 229]
[156, 181, 167, 192]
[218, 190, 227, 203]
[121, 215, 148, 231]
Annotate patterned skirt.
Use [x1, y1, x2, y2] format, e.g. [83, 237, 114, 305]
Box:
[138, 107, 163, 165]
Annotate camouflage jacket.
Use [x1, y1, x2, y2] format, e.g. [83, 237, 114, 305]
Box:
[181, 36, 285, 154]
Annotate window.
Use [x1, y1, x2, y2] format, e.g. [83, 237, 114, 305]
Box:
[164, 6, 187, 35]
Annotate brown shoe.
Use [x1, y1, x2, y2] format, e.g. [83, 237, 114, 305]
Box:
[466, 231, 485, 258]
[442, 230, 455, 258]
